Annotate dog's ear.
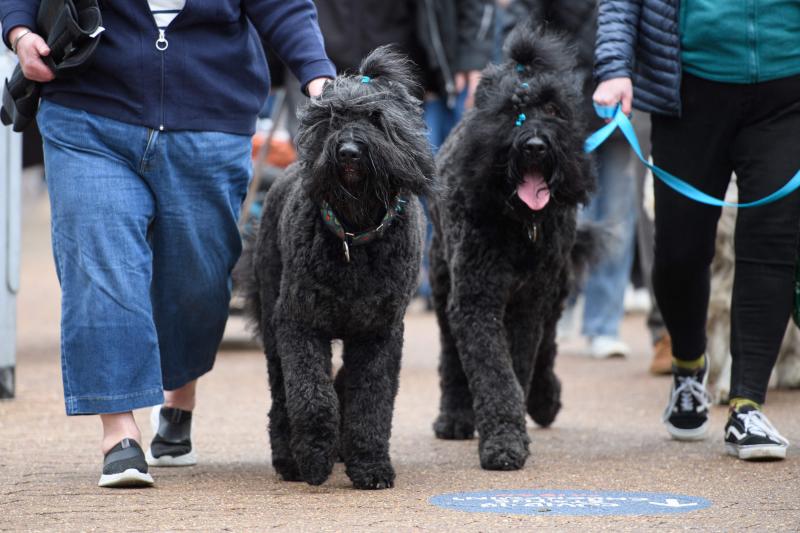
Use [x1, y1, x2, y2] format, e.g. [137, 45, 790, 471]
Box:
[504, 21, 576, 73]
[358, 45, 420, 95]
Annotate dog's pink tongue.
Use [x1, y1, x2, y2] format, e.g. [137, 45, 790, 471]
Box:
[517, 172, 550, 211]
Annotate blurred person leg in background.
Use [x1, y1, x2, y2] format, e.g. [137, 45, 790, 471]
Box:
[628, 113, 674, 375]
[579, 135, 637, 359]
[417, 90, 467, 308]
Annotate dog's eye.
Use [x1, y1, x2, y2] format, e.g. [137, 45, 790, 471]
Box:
[543, 103, 561, 118]
[369, 111, 382, 124]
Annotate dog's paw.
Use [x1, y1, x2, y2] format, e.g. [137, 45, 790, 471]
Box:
[710, 384, 730, 405]
[272, 457, 302, 482]
[479, 432, 530, 471]
[346, 460, 395, 490]
[433, 411, 475, 440]
[528, 371, 562, 428]
[294, 449, 336, 486]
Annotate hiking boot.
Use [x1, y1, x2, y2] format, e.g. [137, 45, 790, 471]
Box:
[99, 438, 154, 488]
[649, 335, 673, 375]
[725, 405, 789, 461]
[146, 405, 197, 467]
[663, 364, 711, 440]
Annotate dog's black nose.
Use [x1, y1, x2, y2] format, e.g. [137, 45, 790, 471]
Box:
[338, 142, 361, 163]
[524, 137, 547, 157]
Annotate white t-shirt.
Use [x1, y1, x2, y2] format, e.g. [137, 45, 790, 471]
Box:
[149, 0, 186, 29]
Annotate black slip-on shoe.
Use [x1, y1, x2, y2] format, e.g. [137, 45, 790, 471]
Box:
[146, 405, 197, 467]
[99, 438, 154, 488]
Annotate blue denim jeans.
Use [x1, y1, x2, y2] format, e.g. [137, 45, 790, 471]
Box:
[37, 100, 252, 415]
[580, 136, 638, 338]
[424, 93, 466, 154]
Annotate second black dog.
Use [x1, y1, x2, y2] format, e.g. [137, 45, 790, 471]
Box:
[429, 26, 596, 470]
[239, 47, 434, 489]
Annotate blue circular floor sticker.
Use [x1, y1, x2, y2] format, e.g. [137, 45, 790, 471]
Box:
[430, 489, 711, 516]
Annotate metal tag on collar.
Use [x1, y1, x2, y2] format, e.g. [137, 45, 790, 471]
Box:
[343, 232, 355, 262]
[527, 222, 539, 243]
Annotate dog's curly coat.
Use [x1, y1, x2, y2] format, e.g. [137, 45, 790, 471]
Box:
[239, 47, 434, 489]
[429, 26, 596, 470]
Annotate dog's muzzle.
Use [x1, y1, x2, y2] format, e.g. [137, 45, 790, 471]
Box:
[515, 136, 552, 211]
[337, 141, 363, 183]
[338, 141, 362, 164]
[523, 136, 547, 159]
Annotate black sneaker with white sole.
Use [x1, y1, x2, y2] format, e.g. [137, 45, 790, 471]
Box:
[146, 405, 197, 467]
[662, 366, 711, 441]
[99, 438, 154, 488]
[725, 405, 789, 461]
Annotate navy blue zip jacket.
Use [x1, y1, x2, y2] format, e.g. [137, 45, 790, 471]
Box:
[594, 0, 681, 116]
[1, 1, 336, 134]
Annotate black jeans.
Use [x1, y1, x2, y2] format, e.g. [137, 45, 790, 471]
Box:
[651, 73, 800, 404]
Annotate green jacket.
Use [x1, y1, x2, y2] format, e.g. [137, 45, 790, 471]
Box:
[680, 0, 800, 83]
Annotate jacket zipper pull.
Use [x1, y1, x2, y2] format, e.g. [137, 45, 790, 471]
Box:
[156, 29, 169, 51]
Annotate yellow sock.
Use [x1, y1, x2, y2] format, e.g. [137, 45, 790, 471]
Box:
[672, 354, 705, 372]
[729, 397, 761, 412]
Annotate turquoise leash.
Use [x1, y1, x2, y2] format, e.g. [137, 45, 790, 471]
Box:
[585, 104, 800, 208]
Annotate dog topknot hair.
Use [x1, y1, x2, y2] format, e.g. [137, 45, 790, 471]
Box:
[504, 21, 577, 74]
[358, 44, 420, 95]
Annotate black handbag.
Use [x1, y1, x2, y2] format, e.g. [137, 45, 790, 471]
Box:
[1, 0, 103, 131]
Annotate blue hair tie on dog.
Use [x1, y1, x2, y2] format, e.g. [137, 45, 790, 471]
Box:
[361, 76, 371, 84]
[516, 64, 525, 73]
[521, 82, 529, 88]
[515, 113, 527, 127]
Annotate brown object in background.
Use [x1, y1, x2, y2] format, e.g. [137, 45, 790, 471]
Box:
[649, 334, 673, 375]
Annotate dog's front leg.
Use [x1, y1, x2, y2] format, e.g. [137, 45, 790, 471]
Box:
[339, 327, 403, 490]
[276, 322, 338, 486]
[449, 285, 530, 471]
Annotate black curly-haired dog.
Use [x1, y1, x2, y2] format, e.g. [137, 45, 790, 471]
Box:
[429, 26, 596, 470]
[238, 47, 434, 489]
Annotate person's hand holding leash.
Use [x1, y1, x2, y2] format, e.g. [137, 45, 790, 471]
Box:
[9, 26, 55, 83]
[593, 76, 632, 120]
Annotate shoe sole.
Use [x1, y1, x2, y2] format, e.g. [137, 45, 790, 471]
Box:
[145, 448, 198, 467]
[726, 443, 787, 461]
[98, 469, 154, 488]
[665, 420, 709, 441]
